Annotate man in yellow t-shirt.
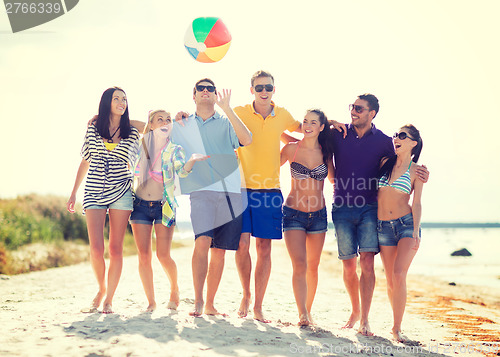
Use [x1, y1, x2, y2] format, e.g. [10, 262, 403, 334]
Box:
[234, 70, 301, 322]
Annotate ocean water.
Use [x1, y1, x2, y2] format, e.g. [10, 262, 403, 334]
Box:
[174, 222, 500, 289]
[408, 227, 500, 288]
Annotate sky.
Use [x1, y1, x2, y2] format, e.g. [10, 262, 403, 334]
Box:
[1, 0, 499, 223]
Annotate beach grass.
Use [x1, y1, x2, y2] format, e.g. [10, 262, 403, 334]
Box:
[0, 194, 186, 275]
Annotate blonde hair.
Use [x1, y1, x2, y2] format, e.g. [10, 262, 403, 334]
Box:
[144, 109, 169, 134]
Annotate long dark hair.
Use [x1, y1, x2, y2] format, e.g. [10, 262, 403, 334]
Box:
[378, 124, 423, 180]
[307, 108, 333, 166]
[95, 87, 131, 140]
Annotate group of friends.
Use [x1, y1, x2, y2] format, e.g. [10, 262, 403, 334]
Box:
[66, 70, 428, 342]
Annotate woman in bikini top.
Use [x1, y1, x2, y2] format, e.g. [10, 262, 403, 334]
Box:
[376, 124, 424, 342]
[131, 110, 207, 312]
[279, 109, 334, 327]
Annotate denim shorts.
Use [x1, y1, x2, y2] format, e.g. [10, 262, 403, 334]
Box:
[282, 206, 328, 234]
[86, 189, 133, 211]
[331, 202, 379, 260]
[242, 189, 283, 239]
[130, 197, 168, 225]
[190, 191, 243, 251]
[377, 212, 420, 246]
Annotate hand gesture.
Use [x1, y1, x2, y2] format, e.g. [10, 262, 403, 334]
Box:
[215, 89, 232, 112]
[412, 230, 421, 250]
[175, 111, 190, 127]
[416, 164, 429, 183]
[329, 120, 347, 138]
[189, 153, 210, 162]
[87, 115, 98, 127]
[67, 194, 76, 213]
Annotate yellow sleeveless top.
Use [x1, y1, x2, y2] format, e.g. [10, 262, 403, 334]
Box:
[104, 142, 119, 151]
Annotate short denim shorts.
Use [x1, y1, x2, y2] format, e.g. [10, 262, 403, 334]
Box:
[130, 197, 167, 225]
[282, 206, 328, 234]
[86, 189, 133, 211]
[242, 189, 283, 239]
[377, 212, 420, 246]
[331, 202, 379, 260]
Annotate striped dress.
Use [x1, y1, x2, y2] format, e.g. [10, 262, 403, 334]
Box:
[81, 125, 140, 210]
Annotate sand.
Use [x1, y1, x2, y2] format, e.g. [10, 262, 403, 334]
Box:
[1, 239, 499, 357]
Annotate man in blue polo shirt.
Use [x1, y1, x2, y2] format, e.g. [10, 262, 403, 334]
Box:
[172, 78, 252, 317]
[329, 93, 428, 336]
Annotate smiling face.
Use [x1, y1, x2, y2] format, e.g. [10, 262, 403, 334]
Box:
[302, 111, 324, 138]
[110, 90, 127, 117]
[150, 111, 172, 135]
[393, 128, 418, 154]
[251, 76, 275, 106]
[350, 98, 374, 129]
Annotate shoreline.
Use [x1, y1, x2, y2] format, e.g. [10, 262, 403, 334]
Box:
[1, 239, 498, 356]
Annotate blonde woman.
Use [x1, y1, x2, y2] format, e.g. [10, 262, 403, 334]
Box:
[131, 110, 208, 312]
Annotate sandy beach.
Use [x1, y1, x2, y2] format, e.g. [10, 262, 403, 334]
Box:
[1, 238, 499, 357]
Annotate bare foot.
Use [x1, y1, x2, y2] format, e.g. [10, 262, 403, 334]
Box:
[392, 329, 408, 342]
[80, 306, 98, 313]
[358, 321, 374, 336]
[189, 301, 203, 317]
[81, 290, 105, 313]
[204, 304, 228, 317]
[145, 302, 156, 313]
[166, 301, 179, 310]
[167, 290, 180, 310]
[238, 296, 251, 318]
[102, 302, 113, 314]
[253, 309, 270, 323]
[298, 314, 311, 327]
[341, 312, 360, 329]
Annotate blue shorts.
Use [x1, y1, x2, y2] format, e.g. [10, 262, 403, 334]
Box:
[331, 202, 379, 260]
[283, 206, 328, 234]
[377, 213, 420, 246]
[130, 197, 170, 225]
[86, 189, 133, 211]
[190, 191, 243, 251]
[242, 189, 283, 239]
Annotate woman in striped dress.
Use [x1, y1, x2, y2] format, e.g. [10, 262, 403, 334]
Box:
[67, 87, 139, 314]
[280, 109, 333, 326]
[377, 124, 424, 342]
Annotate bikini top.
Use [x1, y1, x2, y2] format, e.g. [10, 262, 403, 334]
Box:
[135, 143, 166, 184]
[378, 162, 412, 194]
[289, 142, 328, 181]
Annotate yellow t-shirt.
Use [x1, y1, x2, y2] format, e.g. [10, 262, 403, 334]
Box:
[235, 102, 300, 189]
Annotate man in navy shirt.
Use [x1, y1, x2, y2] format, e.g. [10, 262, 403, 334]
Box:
[329, 94, 428, 335]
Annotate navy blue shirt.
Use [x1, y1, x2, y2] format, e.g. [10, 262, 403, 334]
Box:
[330, 124, 394, 206]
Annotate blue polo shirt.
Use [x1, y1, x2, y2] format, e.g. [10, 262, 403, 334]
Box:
[171, 112, 243, 194]
[331, 124, 394, 206]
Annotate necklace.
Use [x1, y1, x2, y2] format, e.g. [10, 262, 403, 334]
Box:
[108, 126, 120, 143]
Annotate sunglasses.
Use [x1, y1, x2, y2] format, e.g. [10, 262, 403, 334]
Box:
[349, 104, 371, 114]
[254, 84, 274, 92]
[196, 85, 216, 92]
[393, 132, 417, 141]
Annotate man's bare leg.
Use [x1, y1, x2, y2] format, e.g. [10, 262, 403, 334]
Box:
[341, 257, 361, 329]
[253, 238, 272, 323]
[358, 252, 375, 336]
[235, 233, 252, 317]
[205, 247, 227, 316]
[190, 236, 211, 317]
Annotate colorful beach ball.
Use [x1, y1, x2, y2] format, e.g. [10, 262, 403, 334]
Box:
[184, 17, 232, 63]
